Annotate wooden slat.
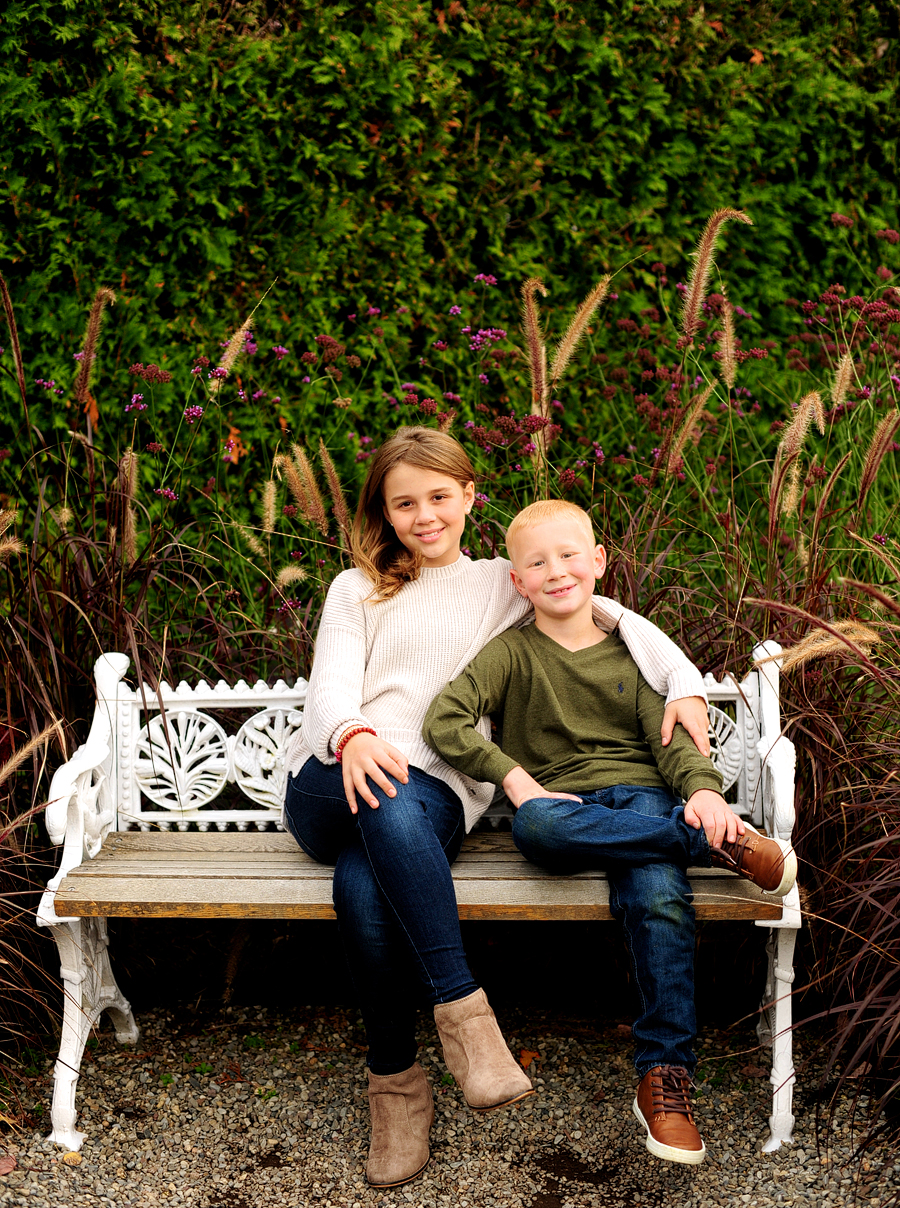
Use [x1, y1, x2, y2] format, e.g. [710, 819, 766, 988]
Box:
[55, 829, 784, 922]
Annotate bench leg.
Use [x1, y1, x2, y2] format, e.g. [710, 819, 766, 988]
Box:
[757, 927, 797, 1152]
[47, 916, 140, 1151]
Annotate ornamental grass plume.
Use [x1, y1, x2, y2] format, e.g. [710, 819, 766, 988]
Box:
[665, 382, 715, 474]
[0, 271, 27, 414]
[261, 480, 277, 533]
[521, 277, 548, 416]
[239, 526, 264, 556]
[720, 294, 737, 389]
[0, 508, 17, 537]
[0, 721, 63, 789]
[318, 439, 351, 547]
[274, 453, 312, 522]
[276, 565, 308, 587]
[292, 444, 329, 537]
[857, 410, 900, 516]
[680, 209, 753, 343]
[831, 351, 855, 407]
[758, 620, 881, 674]
[73, 287, 116, 421]
[209, 315, 254, 397]
[549, 276, 611, 389]
[776, 391, 826, 518]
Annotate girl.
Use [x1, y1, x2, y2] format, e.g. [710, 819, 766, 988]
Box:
[283, 427, 709, 1188]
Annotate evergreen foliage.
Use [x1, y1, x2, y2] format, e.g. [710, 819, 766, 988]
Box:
[1, 0, 897, 371]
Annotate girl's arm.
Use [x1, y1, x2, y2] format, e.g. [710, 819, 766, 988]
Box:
[302, 573, 410, 811]
[592, 596, 711, 756]
[301, 574, 375, 762]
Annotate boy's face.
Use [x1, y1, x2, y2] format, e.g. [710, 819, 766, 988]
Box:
[508, 519, 607, 627]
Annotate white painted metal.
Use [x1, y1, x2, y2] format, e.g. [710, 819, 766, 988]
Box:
[38, 645, 800, 1153]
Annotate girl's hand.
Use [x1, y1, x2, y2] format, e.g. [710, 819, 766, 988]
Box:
[502, 766, 581, 810]
[339, 732, 410, 814]
[661, 695, 711, 757]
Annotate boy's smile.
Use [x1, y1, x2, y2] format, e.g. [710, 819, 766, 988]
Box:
[508, 518, 607, 646]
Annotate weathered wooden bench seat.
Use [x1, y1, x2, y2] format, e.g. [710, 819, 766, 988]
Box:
[37, 643, 801, 1154]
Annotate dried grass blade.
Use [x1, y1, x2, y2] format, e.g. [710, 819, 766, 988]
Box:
[808, 450, 852, 562]
[680, 208, 753, 341]
[847, 531, 900, 582]
[838, 579, 900, 621]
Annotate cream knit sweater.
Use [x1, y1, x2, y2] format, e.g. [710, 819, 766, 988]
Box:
[284, 554, 706, 832]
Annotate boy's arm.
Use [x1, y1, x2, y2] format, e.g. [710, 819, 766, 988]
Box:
[422, 641, 521, 788]
[592, 596, 711, 756]
[637, 676, 742, 847]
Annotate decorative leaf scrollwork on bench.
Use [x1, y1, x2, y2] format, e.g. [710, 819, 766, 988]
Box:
[233, 708, 304, 810]
[707, 704, 743, 792]
[134, 711, 229, 810]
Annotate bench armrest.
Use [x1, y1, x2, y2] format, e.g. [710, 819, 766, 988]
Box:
[752, 641, 796, 843]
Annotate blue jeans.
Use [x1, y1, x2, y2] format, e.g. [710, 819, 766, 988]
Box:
[513, 785, 710, 1076]
[284, 756, 478, 1074]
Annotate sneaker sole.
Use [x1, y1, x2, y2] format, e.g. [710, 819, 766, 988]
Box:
[632, 1098, 707, 1165]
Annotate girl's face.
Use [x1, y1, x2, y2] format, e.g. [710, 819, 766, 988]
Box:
[382, 463, 475, 567]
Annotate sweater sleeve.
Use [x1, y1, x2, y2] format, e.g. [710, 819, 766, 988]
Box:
[591, 596, 707, 706]
[422, 639, 521, 787]
[300, 573, 376, 763]
[637, 675, 723, 800]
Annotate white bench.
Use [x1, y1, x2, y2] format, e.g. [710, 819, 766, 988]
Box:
[37, 641, 801, 1153]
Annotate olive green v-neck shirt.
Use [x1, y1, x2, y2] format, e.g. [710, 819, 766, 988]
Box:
[423, 626, 722, 801]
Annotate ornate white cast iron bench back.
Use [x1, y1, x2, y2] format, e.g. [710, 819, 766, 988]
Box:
[37, 641, 801, 1154]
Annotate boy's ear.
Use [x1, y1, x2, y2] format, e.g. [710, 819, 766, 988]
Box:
[594, 544, 608, 579]
[509, 566, 530, 600]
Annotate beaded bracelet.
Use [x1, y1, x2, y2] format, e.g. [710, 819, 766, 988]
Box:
[335, 726, 377, 762]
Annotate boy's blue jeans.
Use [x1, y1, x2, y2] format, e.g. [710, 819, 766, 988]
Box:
[513, 785, 711, 1076]
[284, 756, 478, 1075]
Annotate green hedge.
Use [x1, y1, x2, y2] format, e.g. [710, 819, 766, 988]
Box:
[1, 0, 897, 388]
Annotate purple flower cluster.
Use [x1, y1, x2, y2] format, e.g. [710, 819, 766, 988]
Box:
[125, 393, 147, 413]
[831, 213, 854, 229]
[130, 363, 173, 384]
[155, 487, 178, 502]
[183, 405, 204, 425]
[35, 377, 64, 395]
[449, 305, 462, 316]
[468, 327, 507, 352]
[474, 273, 498, 286]
[273, 345, 289, 360]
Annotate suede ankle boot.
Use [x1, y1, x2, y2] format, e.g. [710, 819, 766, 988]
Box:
[366, 1062, 434, 1187]
[433, 988, 534, 1111]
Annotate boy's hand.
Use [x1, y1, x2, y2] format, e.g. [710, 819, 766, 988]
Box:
[683, 789, 744, 849]
[502, 766, 581, 810]
[339, 731, 409, 814]
[661, 696, 711, 757]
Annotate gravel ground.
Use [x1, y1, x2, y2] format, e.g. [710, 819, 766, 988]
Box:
[2, 1006, 897, 1208]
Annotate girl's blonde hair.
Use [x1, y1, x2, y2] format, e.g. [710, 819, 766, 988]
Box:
[352, 427, 476, 600]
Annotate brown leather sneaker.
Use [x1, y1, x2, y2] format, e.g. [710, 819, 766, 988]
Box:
[633, 1065, 706, 1164]
[709, 821, 797, 896]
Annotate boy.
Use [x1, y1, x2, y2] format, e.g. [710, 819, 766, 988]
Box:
[423, 500, 796, 1165]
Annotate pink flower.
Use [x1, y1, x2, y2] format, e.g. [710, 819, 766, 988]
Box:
[155, 487, 178, 501]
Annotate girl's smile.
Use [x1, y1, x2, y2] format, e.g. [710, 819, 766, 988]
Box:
[382, 464, 475, 567]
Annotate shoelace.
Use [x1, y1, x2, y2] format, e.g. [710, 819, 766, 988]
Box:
[650, 1066, 695, 1117]
[709, 832, 755, 874]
